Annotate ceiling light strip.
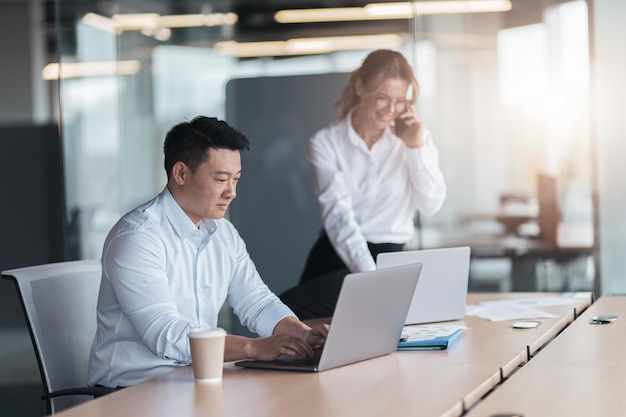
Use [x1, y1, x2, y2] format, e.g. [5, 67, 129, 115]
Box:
[82, 12, 238, 33]
[41, 60, 142, 80]
[275, 1, 512, 23]
[214, 34, 404, 58]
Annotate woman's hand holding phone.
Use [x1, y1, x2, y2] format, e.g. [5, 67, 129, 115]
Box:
[394, 113, 411, 136]
[393, 107, 425, 148]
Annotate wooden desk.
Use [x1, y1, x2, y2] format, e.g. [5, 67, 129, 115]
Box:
[52, 293, 592, 417]
[465, 295, 626, 417]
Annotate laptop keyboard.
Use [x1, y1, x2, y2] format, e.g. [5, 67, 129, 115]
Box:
[276, 348, 323, 365]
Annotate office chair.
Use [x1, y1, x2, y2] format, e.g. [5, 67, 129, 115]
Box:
[1, 260, 114, 414]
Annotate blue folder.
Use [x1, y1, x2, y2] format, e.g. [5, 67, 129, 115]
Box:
[397, 328, 464, 351]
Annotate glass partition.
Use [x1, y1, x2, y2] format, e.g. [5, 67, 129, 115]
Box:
[52, 0, 594, 299]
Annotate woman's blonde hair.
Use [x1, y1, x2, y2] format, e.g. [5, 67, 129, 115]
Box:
[334, 49, 419, 119]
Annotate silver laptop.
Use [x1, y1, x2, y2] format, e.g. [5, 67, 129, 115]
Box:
[376, 247, 470, 325]
[234, 263, 422, 372]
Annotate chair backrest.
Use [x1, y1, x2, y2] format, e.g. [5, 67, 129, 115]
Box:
[537, 172, 560, 247]
[1, 260, 101, 414]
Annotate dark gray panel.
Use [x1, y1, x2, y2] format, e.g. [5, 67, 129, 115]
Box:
[226, 73, 348, 295]
[0, 124, 67, 332]
[0, 124, 66, 272]
[0, 3, 34, 123]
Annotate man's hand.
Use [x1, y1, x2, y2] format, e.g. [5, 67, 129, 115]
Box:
[302, 324, 329, 349]
[247, 334, 316, 361]
[223, 318, 329, 362]
[273, 316, 329, 348]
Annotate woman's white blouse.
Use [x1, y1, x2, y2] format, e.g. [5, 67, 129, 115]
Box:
[308, 111, 447, 273]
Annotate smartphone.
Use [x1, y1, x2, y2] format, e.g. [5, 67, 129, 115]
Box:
[394, 114, 410, 136]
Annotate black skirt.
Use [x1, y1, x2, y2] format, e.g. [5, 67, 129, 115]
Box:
[280, 231, 404, 319]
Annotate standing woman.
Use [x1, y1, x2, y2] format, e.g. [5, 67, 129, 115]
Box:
[281, 49, 447, 319]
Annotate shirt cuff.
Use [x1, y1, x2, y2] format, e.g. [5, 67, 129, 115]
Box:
[256, 303, 297, 337]
[353, 254, 377, 273]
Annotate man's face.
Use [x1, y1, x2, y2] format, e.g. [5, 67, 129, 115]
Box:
[174, 147, 241, 226]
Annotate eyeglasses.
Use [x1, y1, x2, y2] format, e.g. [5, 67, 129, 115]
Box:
[374, 94, 410, 113]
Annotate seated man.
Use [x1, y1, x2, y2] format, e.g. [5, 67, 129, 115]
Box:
[88, 116, 328, 388]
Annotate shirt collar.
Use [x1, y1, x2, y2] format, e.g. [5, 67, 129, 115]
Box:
[159, 187, 219, 239]
[345, 108, 363, 148]
[345, 107, 392, 150]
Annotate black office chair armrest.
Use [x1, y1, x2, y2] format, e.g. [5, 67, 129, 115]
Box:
[41, 386, 115, 401]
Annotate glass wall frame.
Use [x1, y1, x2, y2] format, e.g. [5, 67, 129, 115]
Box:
[53, 0, 595, 299]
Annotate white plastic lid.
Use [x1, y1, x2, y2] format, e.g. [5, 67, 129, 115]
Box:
[189, 327, 226, 338]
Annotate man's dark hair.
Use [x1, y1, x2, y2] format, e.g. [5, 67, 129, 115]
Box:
[163, 116, 250, 179]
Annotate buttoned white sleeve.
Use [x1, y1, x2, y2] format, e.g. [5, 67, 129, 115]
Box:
[404, 130, 447, 216]
[102, 230, 192, 363]
[221, 222, 296, 337]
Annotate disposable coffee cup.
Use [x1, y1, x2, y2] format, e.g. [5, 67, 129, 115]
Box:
[189, 327, 226, 383]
